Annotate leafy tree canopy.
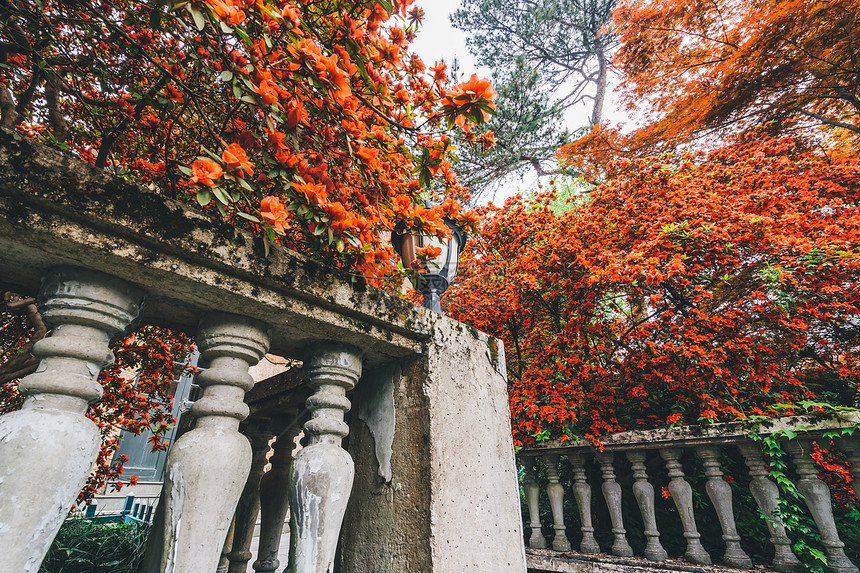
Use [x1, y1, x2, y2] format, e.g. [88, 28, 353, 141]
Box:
[560, 0, 860, 176]
[450, 0, 616, 198]
[447, 132, 860, 445]
[0, 0, 495, 283]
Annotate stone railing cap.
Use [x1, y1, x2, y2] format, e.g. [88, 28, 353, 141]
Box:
[518, 411, 860, 455]
[0, 129, 497, 365]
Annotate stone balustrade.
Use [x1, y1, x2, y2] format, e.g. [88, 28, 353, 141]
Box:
[0, 129, 527, 573]
[518, 414, 860, 573]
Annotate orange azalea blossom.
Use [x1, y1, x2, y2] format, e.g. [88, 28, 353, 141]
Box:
[324, 201, 354, 233]
[207, 0, 245, 26]
[189, 158, 223, 187]
[222, 143, 254, 176]
[417, 244, 442, 259]
[429, 61, 447, 83]
[255, 78, 279, 105]
[292, 181, 328, 205]
[260, 196, 289, 234]
[442, 74, 497, 126]
[460, 74, 497, 107]
[285, 100, 308, 129]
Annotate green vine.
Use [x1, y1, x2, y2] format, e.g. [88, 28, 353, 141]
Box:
[748, 402, 860, 573]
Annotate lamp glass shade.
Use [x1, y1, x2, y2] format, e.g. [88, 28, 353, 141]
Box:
[392, 218, 466, 296]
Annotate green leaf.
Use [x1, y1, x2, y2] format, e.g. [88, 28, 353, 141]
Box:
[196, 189, 211, 206]
[220, 70, 233, 82]
[188, 5, 206, 30]
[238, 177, 255, 192]
[177, 165, 192, 176]
[149, 3, 163, 29]
[220, 21, 233, 34]
[313, 223, 326, 235]
[199, 146, 222, 163]
[212, 187, 231, 205]
[237, 212, 261, 222]
[234, 26, 251, 46]
[808, 548, 828, 564]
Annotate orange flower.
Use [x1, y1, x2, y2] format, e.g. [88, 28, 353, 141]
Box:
[285, 100, 308, 129]
[441, 73, 497, 125]
[222, 143, 254, 176]
[260, 196, 289, 234]
[207, 0, 245, 26]
[255, 78, 279, 105]
[460, 74, 497, 104]
[292, 181, 328, 205]
[429, 61, 447, 83]
[417, 244, 442, 259]
[324, 201, 354, 233]
[189, 158, 223, 187]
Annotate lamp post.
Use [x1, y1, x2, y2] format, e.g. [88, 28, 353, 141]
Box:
[392, 216, 467, 313]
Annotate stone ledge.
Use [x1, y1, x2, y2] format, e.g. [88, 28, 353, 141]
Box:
[0, 129, 497, 366]
[526, 549, 775, 573]
[520, 412, 860, 456]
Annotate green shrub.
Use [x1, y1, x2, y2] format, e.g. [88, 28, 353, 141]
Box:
[39, 519, 149, 573]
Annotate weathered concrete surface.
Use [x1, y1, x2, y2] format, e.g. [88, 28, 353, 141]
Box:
[0, 129, 527, 573]
[341, 362, 433, 573]
[342, 321, 527, 573]
[0, 128, 438, 367]
[525, 549, 774, 573]
[525, 411, 860, 455]
[0, 268, 144, 573]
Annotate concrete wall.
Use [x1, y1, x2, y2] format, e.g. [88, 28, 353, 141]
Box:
[0, 128, 528, 572]
[342, 321, 526, 572]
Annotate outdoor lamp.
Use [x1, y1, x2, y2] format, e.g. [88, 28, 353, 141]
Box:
[392, 215, 467, 313]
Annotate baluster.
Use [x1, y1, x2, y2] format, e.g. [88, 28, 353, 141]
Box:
[627, 451, 667, 561]
[697, 446, 752, 568]
[227, 418, 274, 573]
[290, 343, 361, 573]
[596, 452, 633, 557]
[568, 453, 600, 554]
[543, 455, 572, 551]
[253, 415, 303, 572]
[0, 268, 144, 572]
[736, 441, 803, 573]
[784, 439, 859, 573]
[142, 312, 270, 573]
[834, 436, 860, 500]
[660, 448, 711, 565]
[216, 518, 236, 573]
[521, 457, 547, 549]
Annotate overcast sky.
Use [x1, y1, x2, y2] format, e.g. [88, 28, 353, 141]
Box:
[406, 1, 627, 202]
[409, 0, 483, 79]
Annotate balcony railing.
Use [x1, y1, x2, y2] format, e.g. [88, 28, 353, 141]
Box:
[518, 414, 860, 573]
[0, 129, 527, 573]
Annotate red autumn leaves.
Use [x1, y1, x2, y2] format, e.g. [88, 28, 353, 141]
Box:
[0, 0, 493, 286]
[446, 133, 860, 447]
[173, 0, 495, 281]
